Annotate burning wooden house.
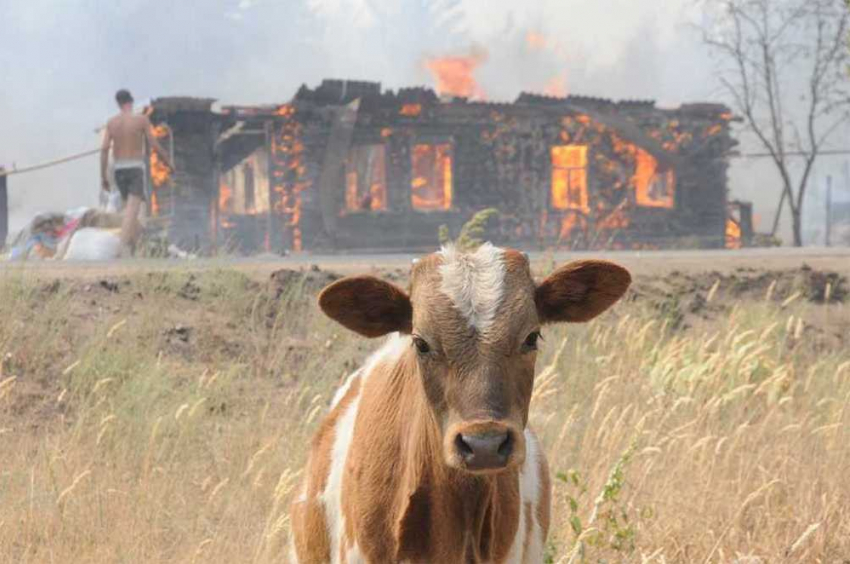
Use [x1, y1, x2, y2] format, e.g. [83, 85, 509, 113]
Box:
[145, 80, 739, 253]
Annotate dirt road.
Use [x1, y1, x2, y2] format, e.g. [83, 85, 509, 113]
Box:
[2, 246, 849, 280]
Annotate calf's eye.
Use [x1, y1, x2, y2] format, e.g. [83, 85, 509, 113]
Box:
[522, 331, 541, 352]
[413, 336, 431, 354]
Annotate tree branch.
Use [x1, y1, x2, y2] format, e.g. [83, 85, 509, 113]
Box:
[699, 0, 850, 244]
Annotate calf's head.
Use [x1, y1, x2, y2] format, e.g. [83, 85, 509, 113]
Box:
[318, 245, 630, 474]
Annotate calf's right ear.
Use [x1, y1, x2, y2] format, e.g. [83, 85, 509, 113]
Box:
[535, 260, 631, 323]
[318, 276, 413, 338]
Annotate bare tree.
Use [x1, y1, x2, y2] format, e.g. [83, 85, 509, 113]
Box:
[700, 0, 850, 246]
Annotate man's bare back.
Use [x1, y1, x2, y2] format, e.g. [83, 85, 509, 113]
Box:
[106, 113, 150, 162]
[100, 93, 171, 193]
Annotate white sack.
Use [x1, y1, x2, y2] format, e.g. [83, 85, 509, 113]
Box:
[63, 228, 123, 261]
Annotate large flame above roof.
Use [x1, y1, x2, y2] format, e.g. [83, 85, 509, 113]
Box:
[425, 47, 488, 100]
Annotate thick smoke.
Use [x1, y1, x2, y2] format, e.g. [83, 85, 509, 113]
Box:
[1, 0, 844, 241]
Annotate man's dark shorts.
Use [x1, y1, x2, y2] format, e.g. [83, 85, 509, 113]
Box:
[115, 168, 146, 201]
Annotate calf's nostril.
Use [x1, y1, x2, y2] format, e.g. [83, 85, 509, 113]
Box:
[497, 432, 513, 457]
[455, 433, 474, 458]
[456, 431, 512, 470]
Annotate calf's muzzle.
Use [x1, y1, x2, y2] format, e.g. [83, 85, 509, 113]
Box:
[455, 430, 514, 471]
[446, 420, 524, 473]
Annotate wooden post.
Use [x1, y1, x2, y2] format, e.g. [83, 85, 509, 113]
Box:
[825, 174, 833, 247]
[212, 162, 220, 254]
[0, 169, 7, 248]
[317, 99, 360, 246]
[265, 120, 274, 253]
[738, 201, 754, 246]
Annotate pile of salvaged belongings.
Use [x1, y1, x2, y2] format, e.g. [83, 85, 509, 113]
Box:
[7, 207, 124, 261]
[6, 187, 197, 261]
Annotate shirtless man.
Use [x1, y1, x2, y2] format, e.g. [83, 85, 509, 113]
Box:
[100, 89, 172, 253]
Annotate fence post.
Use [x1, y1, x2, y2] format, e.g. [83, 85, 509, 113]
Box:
[825, 174, 832, 247]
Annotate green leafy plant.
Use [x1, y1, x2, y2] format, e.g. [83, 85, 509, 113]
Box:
[561, 441, 640, 562]
[438, 207, 499, 251]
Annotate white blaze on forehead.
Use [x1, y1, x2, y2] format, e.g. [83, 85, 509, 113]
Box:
[438, 243, 506, 332]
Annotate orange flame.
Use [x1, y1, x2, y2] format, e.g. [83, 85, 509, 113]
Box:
[542, 74, 568, 98]
[149, 124, 172, 190]
[558, 212, 585, 240]
[151, 125, 169, 138]
[400, 104, 422, 117]
[527, 30, 569, 95]
[275, 104, 295, 117]
[597, 204, 630, 230]
[219, 182, 235, 228]
[425, 48, 487, 100]
[149, 151, 171, 188]
[219, 182, 233, 212]
[705, 124, 723, 137]
[411, 144, 453, 210]
[526, 31, 548, 51]
[150, 190, 160, 216]
[370, 183, 385, 210]
[270, 107, 308, 251]
[550, 145, 589, 213]
[633, 148, 674, 208]
[726, 218, 742, 249]
[345, 146, 387, 212]
[442, 147, 453, 208]
[526, 30, 567, 57]
[345, 173, 359, 210]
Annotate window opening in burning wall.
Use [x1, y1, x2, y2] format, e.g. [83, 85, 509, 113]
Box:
[220, 152, 271, 221]
[551, 145, 589, 213]
[345, 144, 387, 212]
[411, 143, 453, 211]
[633, 147, 675, 209]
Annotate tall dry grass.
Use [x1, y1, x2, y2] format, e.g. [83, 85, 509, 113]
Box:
[533, 300, 850, 562]
[0, 270, 847, 562]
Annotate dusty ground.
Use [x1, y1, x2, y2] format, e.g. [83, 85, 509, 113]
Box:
[2, 257, 846, 429]
[1, 250, 848, 562]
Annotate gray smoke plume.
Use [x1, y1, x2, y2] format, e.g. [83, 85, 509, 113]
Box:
[1, 0, 845, 240]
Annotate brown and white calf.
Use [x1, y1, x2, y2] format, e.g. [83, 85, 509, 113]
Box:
[289, 245, 631, 563]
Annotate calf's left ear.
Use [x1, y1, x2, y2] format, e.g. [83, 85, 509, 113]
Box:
[318, 275, 413, 338]
[535, 260, 631, 323]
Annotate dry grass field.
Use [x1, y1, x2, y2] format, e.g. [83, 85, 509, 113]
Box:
[0, 261, 848, 563]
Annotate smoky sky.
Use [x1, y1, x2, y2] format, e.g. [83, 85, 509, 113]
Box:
[1, 0, 847, 241]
